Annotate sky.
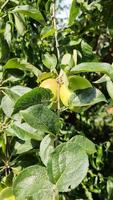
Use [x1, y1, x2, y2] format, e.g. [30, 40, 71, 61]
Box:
[56, 0, 71, 27]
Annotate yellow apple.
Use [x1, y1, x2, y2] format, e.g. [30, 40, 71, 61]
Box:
[60, 84, 73, 107]
[40, 78, 58, 101]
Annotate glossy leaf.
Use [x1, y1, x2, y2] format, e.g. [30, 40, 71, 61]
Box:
[68, 75, 92, 91]
[71, 62, 113, 81]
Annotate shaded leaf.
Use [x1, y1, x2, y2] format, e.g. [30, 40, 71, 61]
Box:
[13, 5, 45, 24]
[21, 104, 60, 134]
[14, 87, 52, 113]
[4, 58, 41, 77]
[11, 122, 44, 141]
[69, 87, 107, 109]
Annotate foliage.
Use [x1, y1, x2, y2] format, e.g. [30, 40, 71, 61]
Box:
[1, 0, 113, 199]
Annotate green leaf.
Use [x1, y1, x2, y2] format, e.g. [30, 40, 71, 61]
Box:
[13, 5, 45, 24]
[69, 87, 107, 109]
[4, 58, 41, 77]
[0, 37, 9, 62]
[71, 62, 113, 81]
[61, 53, 73, 68]
[40, 134, 54, 166]
[68, 0, 80, 26]
[14, 87, 52, 113]
[106, 79, 113, 100]
[1, 95, 14, 117]
[107, 176, 113, 200]
[13, 13, 26, 36]
[41, 26, 55, 39]
[81, 40, 93, 57]
[68, 75, 92, 91]
[42, 53, 57, 70]
[11, 122, 44, 141]
[69, 135, 96, 155]
[3, 86, 31, 102]
[47, 142, 89, 192]
[14, 140, 33, 154]
[13, 165, 57, 200]
[21, 104, 60, 134]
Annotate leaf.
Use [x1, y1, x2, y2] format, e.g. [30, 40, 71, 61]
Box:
[4, 85, 31, 102]
[0, 187, 15, 200]
[11, 122, 44, 141]
[68, 0, 80, 26]
[14, 87, 52, 113]
[107, 176, 113, 200]
[1, 95, 14, 117]
[41, 26, 55, 39]
[42, 53, 57, 70]
[13, 13, 26, 36]
[106, 79, 113, 100]
[73, 49, 77, 65]
[94, 74, 109, 84]
[13, 5, 45, 24]
[0, 37, 9, 62]
[69, 135, 96, 155]
[40, 134, 54, 166]
[69, 87, 107, 109]
[4, 58, 41, 77]
[21, 104, 60, 134]
[47, 142, 89, 192]
[13, 165, 57, 200]
[61, 53, 73, 68]
[81, 40, 93, 57]
[14, 140, 34, 154]
[68, 75, 92, 91]
[71, 62, 113, 81]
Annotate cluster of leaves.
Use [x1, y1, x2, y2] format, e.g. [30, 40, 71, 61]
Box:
[1, 0, 113, 199]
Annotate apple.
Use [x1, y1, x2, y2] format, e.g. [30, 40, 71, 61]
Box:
[60, 84, 73, 107]
[39, 78, 58, 100]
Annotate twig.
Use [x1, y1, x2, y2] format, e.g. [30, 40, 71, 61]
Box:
[1, 0, 10, 10]
[52, 0, 60, 61]
[52, 1, 61, 118]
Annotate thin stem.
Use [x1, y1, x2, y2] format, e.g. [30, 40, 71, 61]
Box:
[52, 1, 61, 117]
[52, 0, 60, 61]
[1, 0, 10, 10]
